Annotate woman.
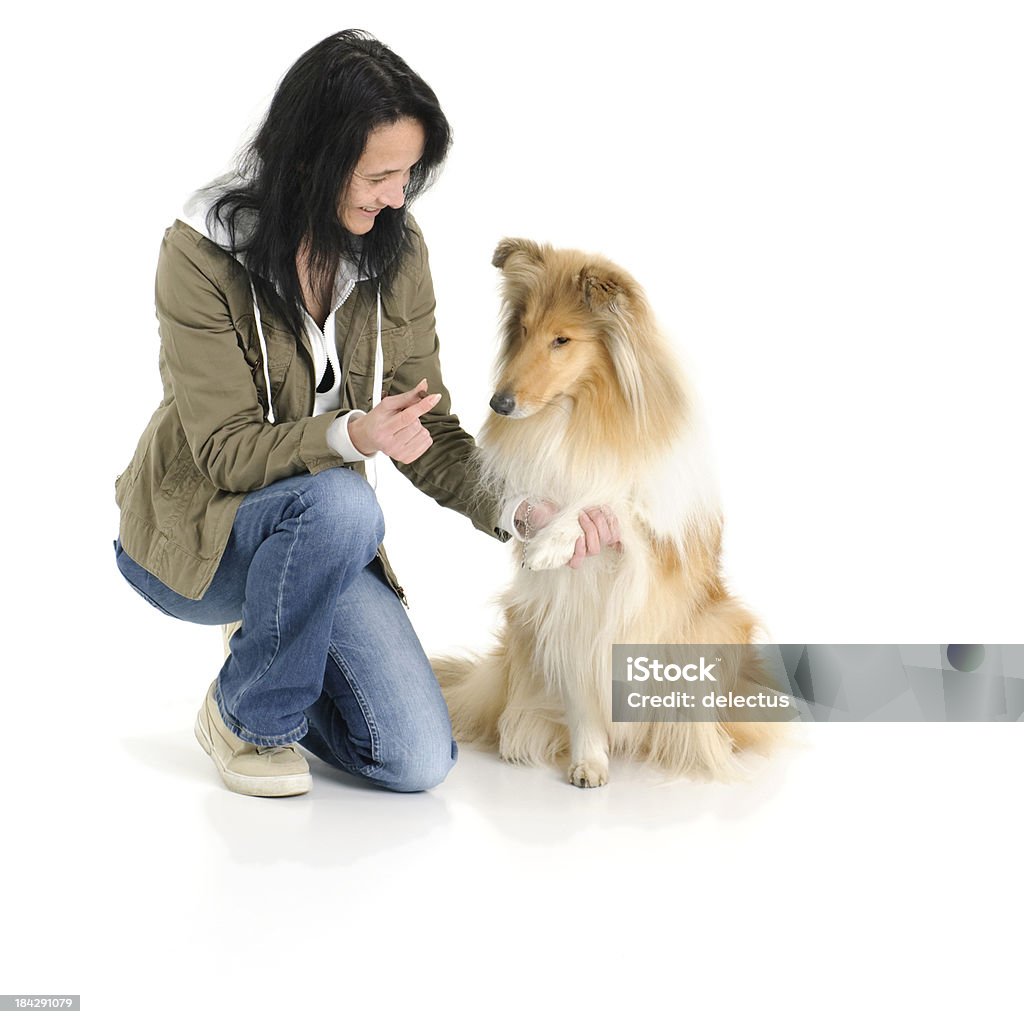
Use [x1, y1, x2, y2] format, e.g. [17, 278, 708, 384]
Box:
[113, 30, 617, 798]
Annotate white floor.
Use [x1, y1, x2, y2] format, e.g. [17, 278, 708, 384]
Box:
[5, 669, 1020, 1021]
[7, 446, 1023, 1024]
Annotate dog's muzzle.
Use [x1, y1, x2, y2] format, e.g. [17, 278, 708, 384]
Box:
[489, 391, 517, 416]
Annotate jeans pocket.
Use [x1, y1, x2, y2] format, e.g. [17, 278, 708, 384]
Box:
[123, 576, 173, 616]
[113, 539, 173, 617]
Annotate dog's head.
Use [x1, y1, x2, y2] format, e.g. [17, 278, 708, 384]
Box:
[488, 237, 653, 421]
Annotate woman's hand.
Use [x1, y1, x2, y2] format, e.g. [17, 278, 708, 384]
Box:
[516, 500, 621, 568]
[570, 507, 622, 568]
[348, 379, 440, 464]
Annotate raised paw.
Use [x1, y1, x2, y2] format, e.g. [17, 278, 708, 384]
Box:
[523, 516, 583, 571]
[568, 760, 609, 788]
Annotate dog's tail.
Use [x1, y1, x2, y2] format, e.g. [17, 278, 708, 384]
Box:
[431, 652, 507, 748]
[720, 646, 792, 762]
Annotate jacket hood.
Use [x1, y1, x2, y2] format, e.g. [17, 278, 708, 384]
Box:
[179, 174, 380, 434]
[181, 174, 366, 285]
[181, 173, 256, 255]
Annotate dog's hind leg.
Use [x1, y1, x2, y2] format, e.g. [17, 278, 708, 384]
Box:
[494, 649, 569, 766]
[496, 702, 569, 766]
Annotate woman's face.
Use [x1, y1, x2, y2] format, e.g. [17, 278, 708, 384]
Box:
[338, 117, 426, 234]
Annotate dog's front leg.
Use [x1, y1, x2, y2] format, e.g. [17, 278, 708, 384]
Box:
[522, 514, 583, 571]
[564, 692, 610, 788]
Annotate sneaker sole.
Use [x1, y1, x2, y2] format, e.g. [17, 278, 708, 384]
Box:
[194, 712, 311, 798]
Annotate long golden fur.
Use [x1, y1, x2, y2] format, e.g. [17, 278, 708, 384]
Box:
[434, 238, 783, 786]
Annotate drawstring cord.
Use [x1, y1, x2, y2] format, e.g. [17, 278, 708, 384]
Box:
[373, 286, 384, 412]
[248, 277, 384, 491]
[366, 286, 384, 489]
[249, 279, 277, 425]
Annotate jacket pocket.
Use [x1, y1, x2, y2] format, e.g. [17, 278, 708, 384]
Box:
[236, 313, 296, 415]
[160, 439, 198, 495]
[348, 324, 412, 407]
[351, 323, 411, 378]
[157, 440, 206, 528]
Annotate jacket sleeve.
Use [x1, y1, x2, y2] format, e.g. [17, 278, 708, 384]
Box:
[388, 226, 509, 541]
[155, 226, 348, 492]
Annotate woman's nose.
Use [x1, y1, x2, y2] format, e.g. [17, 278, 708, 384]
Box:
[380, 177, 407, 209]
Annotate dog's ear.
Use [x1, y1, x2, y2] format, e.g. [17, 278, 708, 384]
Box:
[492, 238, 546, 270]
[578, 268, 626, 311]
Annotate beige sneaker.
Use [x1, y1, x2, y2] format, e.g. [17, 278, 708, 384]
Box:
[194, 681, 311, 797]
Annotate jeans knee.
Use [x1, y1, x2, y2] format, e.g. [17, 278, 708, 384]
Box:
[373, 738, 458, 793]
[303, 469, 384, 555]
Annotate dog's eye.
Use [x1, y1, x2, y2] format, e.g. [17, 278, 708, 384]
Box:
[553, 336, 570, 347]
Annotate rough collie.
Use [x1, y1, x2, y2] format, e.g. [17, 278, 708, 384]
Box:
[434, 238, 783, 787]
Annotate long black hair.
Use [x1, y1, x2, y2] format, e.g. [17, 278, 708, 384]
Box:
[203, 29, 452, 340]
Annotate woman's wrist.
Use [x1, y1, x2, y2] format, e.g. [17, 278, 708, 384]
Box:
[326, 411, 374, 462]
[346, 412, 378, 457]
[511, 499, 558, 538]
[513, 501, 533, 539]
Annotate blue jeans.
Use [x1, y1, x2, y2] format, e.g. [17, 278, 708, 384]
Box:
[114, 468, 457, 792]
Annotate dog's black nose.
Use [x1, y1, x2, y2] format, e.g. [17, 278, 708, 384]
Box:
[489, 392, 516, 416]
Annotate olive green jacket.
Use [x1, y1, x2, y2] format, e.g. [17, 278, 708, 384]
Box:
[115, 216, 505, 601]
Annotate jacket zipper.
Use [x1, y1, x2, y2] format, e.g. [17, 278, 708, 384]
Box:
[305, 283, 407, 609]
[303, 279, 356, 404]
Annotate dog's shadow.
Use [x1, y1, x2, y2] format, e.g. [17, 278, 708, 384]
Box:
[121, 726, 805, 862]
[445, 734, 803, 847]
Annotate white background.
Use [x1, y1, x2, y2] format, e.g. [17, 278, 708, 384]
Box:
[2, 1, 1021, 1021]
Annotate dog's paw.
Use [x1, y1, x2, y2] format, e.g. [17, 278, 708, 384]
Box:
[523, 516, 583, 571]
[568, 760, 609, 788]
